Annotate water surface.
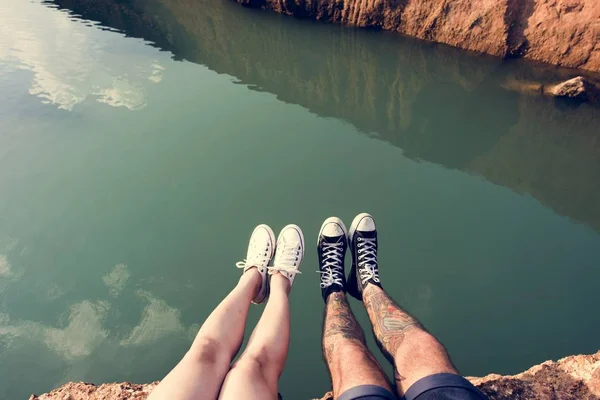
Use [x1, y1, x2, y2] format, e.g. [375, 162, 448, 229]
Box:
[1, 0, 600, 399]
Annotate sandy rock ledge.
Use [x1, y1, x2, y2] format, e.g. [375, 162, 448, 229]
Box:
[30, 351, 600, 400]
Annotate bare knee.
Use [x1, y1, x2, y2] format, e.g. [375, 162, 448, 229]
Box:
[186, 337, 227, 365]
[232, 350, 283, 382]
[327, 342, 392, 396]
[229, 354, 269, 381]
[398, 331, 457, 373]
[241, 346, 285, 370]
[220, 356, 278, 400]
[407, 331, 450, 357]
[327, 340, 369, 364]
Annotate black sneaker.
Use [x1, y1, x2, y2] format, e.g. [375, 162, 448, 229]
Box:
[317, 217, 348, 301]
[348, 213, 381, 300]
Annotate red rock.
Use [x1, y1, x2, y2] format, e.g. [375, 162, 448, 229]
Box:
[235, 0, 600, 73]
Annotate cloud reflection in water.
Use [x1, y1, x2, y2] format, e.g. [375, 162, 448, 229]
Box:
[0, 263, 194, 363]
[0, 0, 166, 111]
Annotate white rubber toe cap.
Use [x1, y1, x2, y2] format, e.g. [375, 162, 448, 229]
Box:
[319, 217, 348, 238]
[278, 225, 304, 246]
[349, 213, 376, 237]
[252, 224, 276, 247]
[357, 216, 375, 232]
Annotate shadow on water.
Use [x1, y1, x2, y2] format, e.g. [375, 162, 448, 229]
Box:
[48, 0, 600, 233]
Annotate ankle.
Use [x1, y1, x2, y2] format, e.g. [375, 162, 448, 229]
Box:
[362, 282, 382, 297]
[325, 289, 347, 306]
[271, 272, 291, 294]
[323, 286, 345, 303]
[239, 267, 262, 294]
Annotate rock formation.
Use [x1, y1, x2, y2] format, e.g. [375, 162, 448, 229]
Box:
[234, 0, 600, 73]
[29, 382, 158, 400]
[29, 352, 600, 400]
[549, 76, 595, 100]
[469, 351, 600, 400]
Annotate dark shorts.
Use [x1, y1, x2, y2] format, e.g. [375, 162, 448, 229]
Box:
[338, 374, 488, 400]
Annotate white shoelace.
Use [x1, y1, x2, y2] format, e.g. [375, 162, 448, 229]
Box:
[318, 242, 345, 288]
[269, 241, 302, 278]
[236, 245, 271, 272]
[357, 237, 380, 285]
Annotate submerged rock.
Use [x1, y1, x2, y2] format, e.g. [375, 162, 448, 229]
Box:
[549, 76, 592, 100]
[30, 352, 600, 400]
[502, 76, 600, 103]
[234, 0, 600, 73]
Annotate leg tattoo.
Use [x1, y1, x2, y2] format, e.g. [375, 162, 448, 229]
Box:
[323, 291, 365, 345]
[363, 287, 459, 397]
[363, 286, 421, 364]
[322, 291, 393, 395]
[322, 291, 384, 372]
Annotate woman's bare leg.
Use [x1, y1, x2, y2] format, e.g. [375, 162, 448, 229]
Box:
[147, 270, 261, 400]
[218, 273, 291, 400]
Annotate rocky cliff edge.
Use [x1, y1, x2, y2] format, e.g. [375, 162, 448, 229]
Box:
[234, 0, 600, 73]
[30, 351, 600, 400]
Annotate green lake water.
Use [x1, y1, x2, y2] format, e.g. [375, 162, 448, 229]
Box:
[1, 0, 600, 398]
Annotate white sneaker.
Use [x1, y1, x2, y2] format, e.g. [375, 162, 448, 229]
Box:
[269, 224, 304, 287]
[236, 224, 276, 304]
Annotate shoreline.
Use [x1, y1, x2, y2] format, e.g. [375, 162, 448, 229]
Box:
[30, 351, 600, 399]
[234, 0, 600, 74]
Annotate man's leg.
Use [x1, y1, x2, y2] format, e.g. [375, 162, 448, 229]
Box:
[219, 224, 304, 400]
[323, 290, 393, 398]
[346, 213, 486, 400]
[147, 270, 261, 400]
[317, 217, 394, 400]
[362, 284, 457, 396]
[219, 273, 291, 399]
